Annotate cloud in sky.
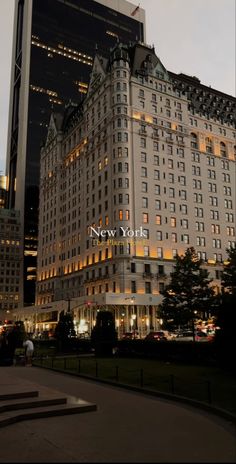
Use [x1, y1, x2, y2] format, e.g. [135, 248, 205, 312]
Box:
[0, 0, 235, 172]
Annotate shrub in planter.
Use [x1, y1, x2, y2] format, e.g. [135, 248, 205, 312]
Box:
[54, 311, 76, 352]
[91, 311, 118, 357]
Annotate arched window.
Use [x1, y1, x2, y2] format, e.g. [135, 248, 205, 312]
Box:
[191, 133, 198, 149]
[205, 137, 213, 154]
[220, 141, 227, 158]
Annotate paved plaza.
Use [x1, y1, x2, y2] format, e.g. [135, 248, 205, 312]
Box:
[0, 366, 235, 463]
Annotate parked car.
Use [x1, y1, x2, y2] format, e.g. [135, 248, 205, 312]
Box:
[175, 331, 194, 342]
[145, 331, 167, 341]
[122, 332, 134, 340]
[195, 331, 214, 342]
[78, 332, 90, 339]
[162, 330, 177, 340]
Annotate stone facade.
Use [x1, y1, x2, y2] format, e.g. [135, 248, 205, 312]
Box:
[35, 42, 236, 337]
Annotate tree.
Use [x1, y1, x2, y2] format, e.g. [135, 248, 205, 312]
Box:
[214, 247, 236, 370]
[221, 246, 236, 296]
[13, 321, 26, 347]
[91, 310, 118, 357]
[0, 321, 26, 366]
[55, 311, 76, 351]
[159, 247, 215, 337]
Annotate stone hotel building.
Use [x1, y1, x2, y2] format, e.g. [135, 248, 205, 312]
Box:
[35, 42, 236, 337]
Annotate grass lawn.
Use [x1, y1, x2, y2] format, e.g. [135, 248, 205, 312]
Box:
[33, 355, 236, 414]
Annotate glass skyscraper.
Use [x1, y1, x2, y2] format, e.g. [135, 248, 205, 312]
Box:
[6, 0, 145, 305]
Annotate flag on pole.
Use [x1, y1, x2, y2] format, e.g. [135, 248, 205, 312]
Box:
[131, 4, 140, 16]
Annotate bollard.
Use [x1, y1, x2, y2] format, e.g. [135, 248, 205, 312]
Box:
[95, 361, 98, 378]
[78, 358, 81, 373]
[64, 357, 67, 370]
[51, 357, 54, 369]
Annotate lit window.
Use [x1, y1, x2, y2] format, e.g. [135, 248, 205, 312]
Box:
[125, 210, 130, 220]
[157, 247, 163, 258]
[143, 213, 149, 223]
[144, 246, 149, 256]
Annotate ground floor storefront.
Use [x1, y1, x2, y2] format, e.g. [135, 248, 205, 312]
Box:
[13, 293, 162, 339]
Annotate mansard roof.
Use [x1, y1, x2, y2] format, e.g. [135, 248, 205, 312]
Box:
[108, 41, 169, 80]
[169, 72, 236, 126]
[129, 42, 169, 80]
[44, 41, 235, 146]
[108, 41, 235, 126]
[62, 101, 83, 134]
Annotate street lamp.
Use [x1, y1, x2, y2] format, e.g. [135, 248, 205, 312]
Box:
[131, 313, 136, 339]
[192, 310, 198, 342]
[131, 297, 138, 334]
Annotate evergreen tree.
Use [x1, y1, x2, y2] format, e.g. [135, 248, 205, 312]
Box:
[215, 247, 236, 370]
[0, 321, 26, 365]
[14, 321, 27, 347]
[159, 247, 215, 333]
[221, 246, 236, 296]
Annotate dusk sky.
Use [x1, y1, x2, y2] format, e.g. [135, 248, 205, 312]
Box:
[0, 0, 235, 173]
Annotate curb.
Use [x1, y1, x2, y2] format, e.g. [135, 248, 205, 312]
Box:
[33, 363, 236, 426]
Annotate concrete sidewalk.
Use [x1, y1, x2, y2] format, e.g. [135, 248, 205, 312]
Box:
[0, 366, 235, 463]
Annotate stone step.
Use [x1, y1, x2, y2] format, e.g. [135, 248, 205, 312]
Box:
[0, 396, 67, 413]
[0, 397, 97, 428]
[0, 391, 39, 401]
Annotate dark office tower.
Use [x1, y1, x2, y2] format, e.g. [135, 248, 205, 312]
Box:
[6, 0, 145, 306]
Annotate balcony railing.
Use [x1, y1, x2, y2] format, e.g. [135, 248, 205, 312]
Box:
[156, 273, 167, 280]
[143, 272, 154, 279]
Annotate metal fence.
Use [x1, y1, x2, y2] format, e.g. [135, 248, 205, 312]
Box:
[33, 355, 217, 407]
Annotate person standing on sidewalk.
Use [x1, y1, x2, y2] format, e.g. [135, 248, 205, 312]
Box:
[23, 339, 34, 366]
